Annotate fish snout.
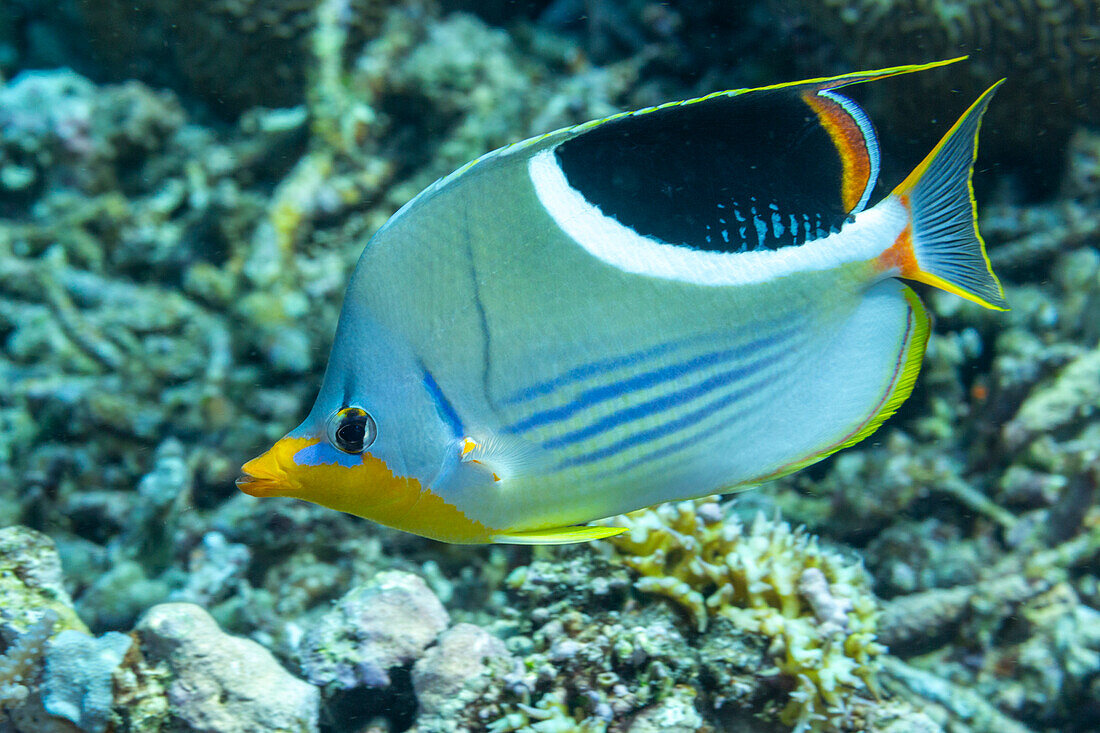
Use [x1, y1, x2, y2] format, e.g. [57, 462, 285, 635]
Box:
[236, 447, 294, 497]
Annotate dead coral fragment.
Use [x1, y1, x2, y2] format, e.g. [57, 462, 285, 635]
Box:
[488, 688, 606, 733]
[0, 611, 56, 712]
[605, 500, 883, 732]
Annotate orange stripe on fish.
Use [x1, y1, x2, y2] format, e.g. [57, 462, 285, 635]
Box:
[802, 90, 872, 214]
[876, 196, 919, 278]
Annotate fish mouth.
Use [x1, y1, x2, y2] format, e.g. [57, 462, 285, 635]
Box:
[236, 449, 295, 497]
[235, 472, 284, 497]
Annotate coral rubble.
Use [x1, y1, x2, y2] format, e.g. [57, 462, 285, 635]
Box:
[136, 602, 321, 732]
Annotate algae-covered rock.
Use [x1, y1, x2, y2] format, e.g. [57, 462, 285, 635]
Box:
[0, 526, 68, 601]
[412, 622, 512, 725]
[299, 570, 449, 689]
[135, 602, 319, 733]
[0, 526, 87, 638]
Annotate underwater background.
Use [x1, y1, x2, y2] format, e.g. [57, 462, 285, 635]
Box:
[1, 1, 1098, 731]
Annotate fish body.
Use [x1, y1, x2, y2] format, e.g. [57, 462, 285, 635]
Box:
[238, 59, 1006, 544]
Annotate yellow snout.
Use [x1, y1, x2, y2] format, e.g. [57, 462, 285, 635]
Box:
[236, 435, 495, 543]
[236, 442, 297, 498]
[237, 436, 417, 515]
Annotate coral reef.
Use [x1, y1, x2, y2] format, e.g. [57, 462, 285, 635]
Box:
[1, 0, 1098, 731]
[605, 501, 884, 732]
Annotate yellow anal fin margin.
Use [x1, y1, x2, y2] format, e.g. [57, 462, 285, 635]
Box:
[753, 285, 931, 484]
[491, 525, 627, 545]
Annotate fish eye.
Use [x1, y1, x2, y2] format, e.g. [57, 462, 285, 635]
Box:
[327, 407, 377, 454]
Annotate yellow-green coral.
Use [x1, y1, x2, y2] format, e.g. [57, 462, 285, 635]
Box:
[604, 500, 884, 732]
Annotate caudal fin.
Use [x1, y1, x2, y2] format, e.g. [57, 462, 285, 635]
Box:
[886, 81, 1008, 310]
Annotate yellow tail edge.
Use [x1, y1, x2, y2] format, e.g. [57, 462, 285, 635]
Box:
[887, 81, 1009, 311]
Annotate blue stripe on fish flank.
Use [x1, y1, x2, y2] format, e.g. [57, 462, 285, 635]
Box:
[422, 365, 464, 439]
[547, 348, 786, 461]
[501, 333, 708, 406]
[604, 389, 760, 476]
[504, 329, 795, 435]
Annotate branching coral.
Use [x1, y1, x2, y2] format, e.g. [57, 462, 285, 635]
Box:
[604, 499, 883, 732]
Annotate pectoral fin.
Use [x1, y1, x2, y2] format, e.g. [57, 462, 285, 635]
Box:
[458, 432, 546, 481]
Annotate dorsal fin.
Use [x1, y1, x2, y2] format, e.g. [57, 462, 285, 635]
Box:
[550, 59, 964, 256]
[800, 87, 879, 215]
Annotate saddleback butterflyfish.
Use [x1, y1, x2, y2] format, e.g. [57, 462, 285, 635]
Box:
[238, 58, 1007, 544]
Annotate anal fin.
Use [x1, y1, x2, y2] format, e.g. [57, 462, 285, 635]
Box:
[491, 525, 626, 545]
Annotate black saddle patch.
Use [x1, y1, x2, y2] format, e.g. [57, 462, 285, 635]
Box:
[553, 89, 851, 254]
